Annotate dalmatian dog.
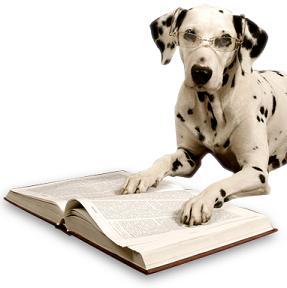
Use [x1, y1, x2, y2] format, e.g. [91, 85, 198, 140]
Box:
[121, 5, 287, 226]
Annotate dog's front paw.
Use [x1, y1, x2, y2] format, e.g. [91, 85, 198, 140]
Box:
[121, 171, 161, 194]
[180, 193, 215, 226]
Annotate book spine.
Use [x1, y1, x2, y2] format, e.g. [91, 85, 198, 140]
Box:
[54, 219, 71, 236]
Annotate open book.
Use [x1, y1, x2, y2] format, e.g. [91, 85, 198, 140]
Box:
[5, 170, 277, 274]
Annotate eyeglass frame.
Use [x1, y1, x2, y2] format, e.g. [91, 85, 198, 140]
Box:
[168, 12, 247, 52]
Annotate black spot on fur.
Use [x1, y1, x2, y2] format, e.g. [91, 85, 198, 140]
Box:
[158, 26, 163, 35]
[198, 92, 206, 102]
[195, 127, 205, 141]
[210, 116, 217, 131]
[198, 133, 205, 142]
[248, 20, 268, 59]
[222, 73, 229, 86]
[231, 75, 235, 88]
[282, 159, 287, 165]
[207, 93, 214, 102]
[175, 9, 188, 29]
[187, 108, 193, 115]
[233, 15, 243, 37]
[172, 158, 183, 171]
[223, 138, 230, 148]
[166, 42, 175, 50]
[242, 36, 253, 50]
[197, 91, 213, 103]
[224, 196, 231, 202]
[247, 19, 260, 36]
[260, 106, 264, 114]
[272, 95, 276, 115]
[165, 16, 173, 27]
[176, 113, 185, 122]
[219, 10, 224, 13]
[259, 174, 265, 183]
[214, 201, 223, 208]
[183, 151, 195, 167]
[268, 155, 280, 169]
[207, 102, 212, 112]
[256, 116, 260, 122]
[265, 109, 268, 118]
[253, 95, 257, 99]
[207, 102, 217, 131]
[238, 50, 242, 63]
[150, 20, 159, 40]
[178, 147, 198, 162]
[155, 39, 165, 53]
[252, 166, 263, 172]
[220, 189, 226, 197]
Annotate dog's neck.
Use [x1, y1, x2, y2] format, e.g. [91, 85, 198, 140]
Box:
[208, 53, 253, 101]
[184, 54, 253, 133]
[220, 54, 249, 90]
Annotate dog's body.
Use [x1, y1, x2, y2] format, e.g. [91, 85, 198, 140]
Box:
[122, 5, 287, 225]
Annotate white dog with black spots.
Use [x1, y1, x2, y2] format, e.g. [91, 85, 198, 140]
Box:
[121, 5, 287, 226]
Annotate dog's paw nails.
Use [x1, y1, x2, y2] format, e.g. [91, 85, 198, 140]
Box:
[180, 195, 213, 226]
[121, 171, 160, 194]
[151, 179, 160, 188]
[120, 188, 129, 195]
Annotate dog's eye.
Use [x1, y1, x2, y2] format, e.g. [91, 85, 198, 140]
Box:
[214, 35, 232, 48]
[183, 30, 197, 42]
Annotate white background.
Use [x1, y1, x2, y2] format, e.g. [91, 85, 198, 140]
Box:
[0, 0, 286, 286]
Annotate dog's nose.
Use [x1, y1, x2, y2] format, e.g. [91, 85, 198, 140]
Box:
[191, 65, 213, 85]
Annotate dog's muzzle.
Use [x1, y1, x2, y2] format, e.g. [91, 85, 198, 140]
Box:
[191, 65, 213, 85]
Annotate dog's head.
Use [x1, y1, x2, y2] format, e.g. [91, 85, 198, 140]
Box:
[150, 5, 268, 92]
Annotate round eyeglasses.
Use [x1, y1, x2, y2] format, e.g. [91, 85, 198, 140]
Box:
[176, 30, 242, 52]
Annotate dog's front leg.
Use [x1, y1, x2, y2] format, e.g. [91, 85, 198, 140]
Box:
[181, 117, 270, 225]
[180, 166, 269, 225]
[121, 147, 203, 194]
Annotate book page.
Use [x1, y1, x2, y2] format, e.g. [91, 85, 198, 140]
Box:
[77, 190, 260, 247]
[10, 171, 183, 211]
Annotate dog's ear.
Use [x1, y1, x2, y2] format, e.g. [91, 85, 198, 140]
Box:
[233, 15, 268, 69]
[150, 8, 188, 65]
